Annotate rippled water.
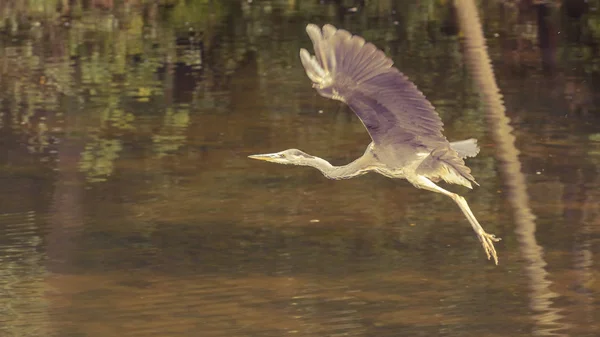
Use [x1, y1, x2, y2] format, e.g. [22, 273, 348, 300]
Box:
[0, 1, 599, 336]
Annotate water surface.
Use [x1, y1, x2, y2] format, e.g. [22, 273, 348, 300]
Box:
[0, 1, 599, 336]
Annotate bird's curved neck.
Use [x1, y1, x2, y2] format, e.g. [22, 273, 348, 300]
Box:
[306, 154, 374, 180]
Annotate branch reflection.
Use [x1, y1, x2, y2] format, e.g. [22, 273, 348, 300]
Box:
[455, 0, 567, 335]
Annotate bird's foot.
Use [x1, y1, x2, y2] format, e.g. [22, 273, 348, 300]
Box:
[478, 231, 501, 265]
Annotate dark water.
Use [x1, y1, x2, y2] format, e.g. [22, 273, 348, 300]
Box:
[0, 1, 599, 336]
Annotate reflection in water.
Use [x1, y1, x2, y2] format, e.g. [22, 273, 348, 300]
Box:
[536, 4, 557, 73]
[0, 212, 49, 337]
[79, 137, 123, 183]
[152, 108, 190, 158]
[455, 0, 567, 336]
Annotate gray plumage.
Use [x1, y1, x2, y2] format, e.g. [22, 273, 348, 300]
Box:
[250, 24, 500, 264]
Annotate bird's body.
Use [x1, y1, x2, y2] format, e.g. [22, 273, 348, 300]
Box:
[250, 24, 500, 264]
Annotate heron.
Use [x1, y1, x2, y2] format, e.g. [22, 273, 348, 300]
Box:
[249, 24, 501, 264]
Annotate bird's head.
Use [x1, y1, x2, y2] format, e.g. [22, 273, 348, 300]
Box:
[248, 149, 314, 165]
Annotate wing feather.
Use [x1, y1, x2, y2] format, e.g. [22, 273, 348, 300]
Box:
[301, 24, 445, 148]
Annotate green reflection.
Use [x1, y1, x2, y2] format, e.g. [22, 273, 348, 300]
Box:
[153, 107, 190, 157]
[79, 136, 122, 182]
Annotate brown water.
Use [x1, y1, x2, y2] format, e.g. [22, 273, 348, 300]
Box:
[0, 1, 599, 336]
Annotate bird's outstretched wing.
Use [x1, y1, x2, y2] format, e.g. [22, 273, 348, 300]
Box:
[300, 24, 447, 149]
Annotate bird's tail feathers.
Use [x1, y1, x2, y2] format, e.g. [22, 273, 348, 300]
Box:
[416, 147, 478, 189]
[450, 138, 480, 158]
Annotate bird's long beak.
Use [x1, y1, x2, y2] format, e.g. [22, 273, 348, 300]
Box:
[248, 152, 283, 162]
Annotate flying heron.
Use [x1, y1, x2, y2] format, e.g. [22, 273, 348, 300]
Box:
[249, 24, 501, 264]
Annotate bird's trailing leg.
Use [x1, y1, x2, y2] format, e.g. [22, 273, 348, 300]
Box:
[412, 176, 501, 265]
